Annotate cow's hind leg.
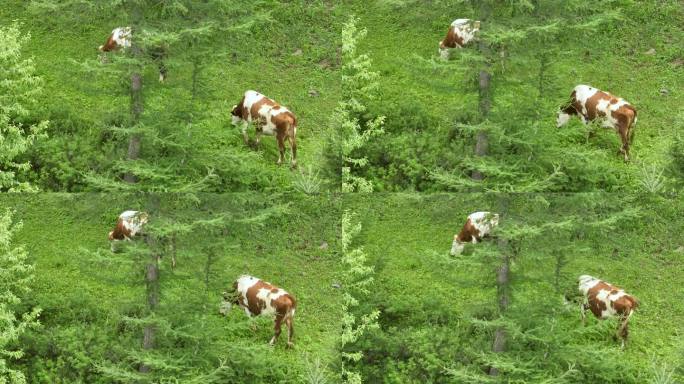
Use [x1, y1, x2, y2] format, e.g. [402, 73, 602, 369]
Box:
[288, 132, 297, 169]
[276, 133, 286, 165]
[619, 127, 630, 162]
[285, 314, 294, 348]
[270, 314, 284, 346]
[617, 316, 629, 349]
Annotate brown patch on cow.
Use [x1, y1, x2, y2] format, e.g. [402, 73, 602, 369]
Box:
[456, 218, 481, 243]
[586, 280, 637, 318]
[99, 34, 118, 52]
[244, 280, 271, 316]
[271, 293, 296, 317]
[586, 281, 611, 317]
[584, 91, 613, 120]
[249, 97, 277, 122]
[441, 26, 464, 49]
[271, 288, 279, 293]
[232, 96, 246, 118]
[109, 219, 131, 240]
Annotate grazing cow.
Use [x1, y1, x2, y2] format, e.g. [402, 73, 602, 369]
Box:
[557, 85, 638, 161]
[98, 27, 168, 82]
[231, 90, 298, 167]
[108, 211, 149, 251]
[578, 275, 639, 348]
[439, 19, 481, 59]
[450, 211, 499, 256]
[219, 275, 296, 347]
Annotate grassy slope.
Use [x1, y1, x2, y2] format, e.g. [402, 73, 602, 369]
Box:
[1, 1, 342, 191]
[345, 193, 684, 382]
[344, 1, 683, 191]
[0, 194, 342, 382]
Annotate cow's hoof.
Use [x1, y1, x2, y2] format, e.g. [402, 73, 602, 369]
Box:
[286, 342, 294, 349]
[290, 162, 298, 170]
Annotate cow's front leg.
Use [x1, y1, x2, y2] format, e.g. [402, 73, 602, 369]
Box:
[580, 302, 588, 326]
[616, 316, 629, 349]
[240, 122, 250, 146]
[270, 314, 284, 346]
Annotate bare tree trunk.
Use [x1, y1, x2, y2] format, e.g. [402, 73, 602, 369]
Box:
[139, 195, 160, 374]
[489, 238, 510, 377]
[124, 46, 143, 184]
[139, 237, 159, 373]
[472, 49, 492, 181]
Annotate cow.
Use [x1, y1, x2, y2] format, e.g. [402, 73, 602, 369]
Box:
[219, 275, 296, 348]
[231, 90, 298, 168]
[578, 275, 639, 348]
[557, 85, 638, 161]
[108, 210, 149, 251]
[98, 27, 168, 83]
[450, 211, 499, 256]
[439, 19, 481, 59]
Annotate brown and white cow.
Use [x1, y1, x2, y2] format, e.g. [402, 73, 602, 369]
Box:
[557, 85, 638, 161]
[231, 90, 298, 167]
[219, 275, 296, 347]
[108, 210, 149, 251]
[439, 19, 481, 59]
[98, 27, 168, 82]
[578, 275, 639, 348]
[450, 211, 499, 256]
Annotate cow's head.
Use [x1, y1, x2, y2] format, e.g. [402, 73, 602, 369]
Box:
[578, 275, 597, 294]
[557, 110, 572, 128]
[450, 235, 465, 256]
[219, 290, 238, 316]
[557, 92, 578, 128]
[231, 104, 243, 125]
[138, 212, 150, 225]
[488, 213, 500, 228]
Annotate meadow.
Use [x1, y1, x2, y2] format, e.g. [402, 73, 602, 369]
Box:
[343, 193, 684, 383]
[0, 193, 342, 383]
[2, 1, 343, 192]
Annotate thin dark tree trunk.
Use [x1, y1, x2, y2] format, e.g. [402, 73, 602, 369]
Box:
[139, 236, 160, 373]
[472, 40, 492, 181]
[124, 11, 143, 184]
[489, 237, 511, 377]
[124, 69, 143, 184]
[139, 195, 160, 374]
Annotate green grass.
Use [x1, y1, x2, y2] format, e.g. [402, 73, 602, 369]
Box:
[344, 193, 684, 383]
[0, 193, 342, 383]
[1, 1, 343, 191]
[340, 1, 684, 191]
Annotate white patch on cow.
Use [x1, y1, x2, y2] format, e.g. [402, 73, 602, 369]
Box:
[119, 210, 147, 238]
[259, 104, 277, 135]
[578, 274, 600, 295]
[469, 211, 499, 239]
[557, 112, 571, 127]
[112, 27, 132, 50]
[573, 85, 598, 116]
